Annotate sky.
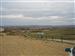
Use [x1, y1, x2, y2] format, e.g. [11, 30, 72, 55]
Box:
[0, 0, 75, 26]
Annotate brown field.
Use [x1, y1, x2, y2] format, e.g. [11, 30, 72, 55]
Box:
[0, 35, 73, 56]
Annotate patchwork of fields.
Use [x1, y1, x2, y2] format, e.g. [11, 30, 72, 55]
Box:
[0, 35, 74, 56]
[24, 28, 75, 40]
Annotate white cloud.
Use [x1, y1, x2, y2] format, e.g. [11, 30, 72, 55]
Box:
[1, 14, 74, 21]
[0, 1, 74, 25]
[0, 14, 68, 22]
[2, 2, 73, 11]
[1, 0, 73, 2]
[1, 15, 74, 25]
[0, 14, 24, 19]
[1, 2, 73, 18]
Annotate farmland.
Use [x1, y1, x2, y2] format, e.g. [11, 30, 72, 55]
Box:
[0, 25, 75, 56]
[3, 26, 75, 40]
[25, 28, 75, 40]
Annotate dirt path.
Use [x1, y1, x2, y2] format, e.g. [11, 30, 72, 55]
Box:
[0, 35, 73, 56]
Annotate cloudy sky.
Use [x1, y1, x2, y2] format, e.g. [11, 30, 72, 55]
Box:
[0, 0, 75, 26]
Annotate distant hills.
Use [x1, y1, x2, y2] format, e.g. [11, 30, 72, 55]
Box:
[0, 25, 75, 30]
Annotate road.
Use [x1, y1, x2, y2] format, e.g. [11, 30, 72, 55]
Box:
[47, 39, 75, 45]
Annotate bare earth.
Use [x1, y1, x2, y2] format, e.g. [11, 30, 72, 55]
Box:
[0, 35, 73, 56]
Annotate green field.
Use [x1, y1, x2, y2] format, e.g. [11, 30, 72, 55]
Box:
[23, 28, 75, 40]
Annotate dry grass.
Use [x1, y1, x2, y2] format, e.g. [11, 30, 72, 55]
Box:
[0, 35, 73, 56]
